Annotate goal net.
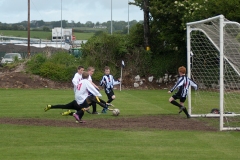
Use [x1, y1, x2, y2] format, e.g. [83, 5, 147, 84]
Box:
[187, 15, 240, 131]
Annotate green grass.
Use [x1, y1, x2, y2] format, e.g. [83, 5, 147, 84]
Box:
[0, 30, 94, 40]
[0, 89, 240, 160]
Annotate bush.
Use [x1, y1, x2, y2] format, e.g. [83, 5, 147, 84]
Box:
[39, 62, 75, 82]
[26, 52, 79, 82]
[92, 70, 104, 82]
[26, 53, 47, 74]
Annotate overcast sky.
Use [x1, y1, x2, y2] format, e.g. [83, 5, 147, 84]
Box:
[0, 0, 143, 24]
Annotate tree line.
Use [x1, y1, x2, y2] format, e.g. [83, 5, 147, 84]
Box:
[0, 19, 142, 34]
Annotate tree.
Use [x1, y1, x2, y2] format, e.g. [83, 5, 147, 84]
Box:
[43, 26, 50, 31]
[96, 21, 100, 26]
[130, 0, 240, 75]
[143, 0, 150, 49]
[36, 20, 45, 27]
[52, 20, 67, 28]
[81, 30, 151, 76]
[85, 21, 94, 28]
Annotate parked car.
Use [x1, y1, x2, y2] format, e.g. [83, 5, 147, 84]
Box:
[1, 53, 22, 64]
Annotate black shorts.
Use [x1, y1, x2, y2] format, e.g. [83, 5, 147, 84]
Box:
[172, 92, 186, 103]
[106, 89, 114, 100]
[86, 96, 95, 105]
[79, 99, 89, 108]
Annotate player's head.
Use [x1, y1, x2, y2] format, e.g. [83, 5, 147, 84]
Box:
[82, 71, 89, 79]
[104, 66, 110, 75]
[77, 66, 84, 74]
[178, 66, 186, 75]
[87, 66, 95, 76]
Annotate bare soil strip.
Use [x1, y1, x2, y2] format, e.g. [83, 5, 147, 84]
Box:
[0, 115, 218, 131]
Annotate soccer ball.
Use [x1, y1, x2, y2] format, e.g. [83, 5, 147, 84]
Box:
[112, 109, 120, 116]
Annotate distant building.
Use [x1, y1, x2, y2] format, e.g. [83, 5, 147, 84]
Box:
[93, 25, 107, 29]
[52, 27, 72, 43]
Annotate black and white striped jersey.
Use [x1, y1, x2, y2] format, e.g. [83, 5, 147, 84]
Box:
[100, 74, 120, 91]
[170, 75, 198, 97]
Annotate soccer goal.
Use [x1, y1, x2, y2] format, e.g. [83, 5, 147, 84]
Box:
[187, 15, 240, 131]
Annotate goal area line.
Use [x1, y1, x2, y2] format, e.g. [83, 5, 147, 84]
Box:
[190, 114, 240, 118]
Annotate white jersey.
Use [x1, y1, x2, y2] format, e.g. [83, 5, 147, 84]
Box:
[88, 75, 92, 81]
[75, 79, 102, 104]
[72, 73, 82, 93]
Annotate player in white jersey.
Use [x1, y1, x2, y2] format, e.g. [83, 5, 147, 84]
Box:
[59, 65, 84, 116]
[61, 66, 104, 115]
[72, 66, 84, 93]
[87, 66, 100, 90]
[86, 66, 101, 114]
[44, 71, 102, 123]
[168, 66, 198, 118]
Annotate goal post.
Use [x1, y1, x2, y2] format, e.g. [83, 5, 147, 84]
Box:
[187, 15, 240, 131]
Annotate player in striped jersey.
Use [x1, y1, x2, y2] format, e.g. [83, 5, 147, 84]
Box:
[168, 66, 198, 118]
[100, 66, 121, 113]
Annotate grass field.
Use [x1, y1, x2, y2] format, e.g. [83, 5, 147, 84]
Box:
[0, 89, 240, 160]
[0, 30, 94, 40]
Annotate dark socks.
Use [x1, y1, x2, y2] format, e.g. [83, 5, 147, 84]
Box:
[183, 108, 190, 117]
[76, 110, 84, 119]
[171, 100, 190, 118]
[107, 99, 113, 103]
[92, 103, 97, 112]
[170, 100, 182, 108]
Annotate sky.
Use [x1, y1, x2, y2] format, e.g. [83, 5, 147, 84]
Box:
[0, 0, 143, 24]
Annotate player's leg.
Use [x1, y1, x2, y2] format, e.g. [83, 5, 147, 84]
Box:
[73, 101, 84, 122]
[74, 109, 84, 122]
[98, 97, 114, 108]
[61, 110, 75, 116]
[92, 96, 111, 108]
[74, 100, 89, 123]
[106, 90, 115, 103]
[87, 96, 98, 114]
[102, 91, 115, 113]
[91, 102, 98, 114]
[87, 96, 110, 114]
[180, 99, 190, 118]
[169, 95, 182, 109]
[44, 100, 75, 112]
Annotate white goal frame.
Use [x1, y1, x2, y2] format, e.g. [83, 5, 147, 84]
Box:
[187, 15, 240, 131]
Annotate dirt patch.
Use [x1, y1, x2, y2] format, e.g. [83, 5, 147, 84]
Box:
[0, 115, 217, 131]
[0, 62, 169, 90]
[0, 72, 72, 89]
[0, 61, 72, 89]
